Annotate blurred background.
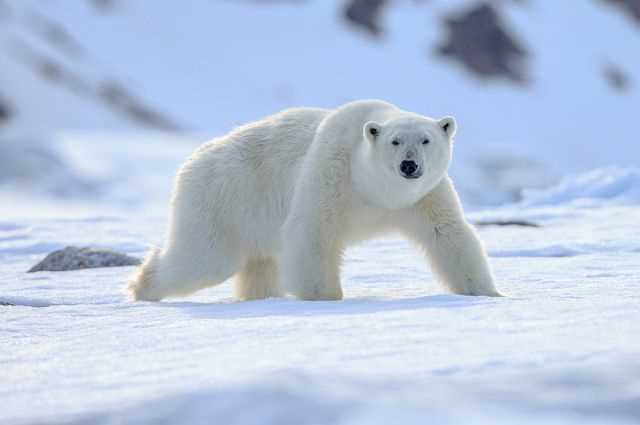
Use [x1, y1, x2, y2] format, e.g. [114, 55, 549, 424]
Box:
[1, 0, 639, 212]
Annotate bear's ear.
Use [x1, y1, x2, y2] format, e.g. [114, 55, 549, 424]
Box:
[364, 121, 382, 143]
[438, 116, 457, 139]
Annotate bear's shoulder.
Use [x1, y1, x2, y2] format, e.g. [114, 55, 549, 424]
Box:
[334, 99, 400, 118]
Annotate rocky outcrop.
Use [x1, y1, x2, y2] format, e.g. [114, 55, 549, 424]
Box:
[0, 98, 10, 125]
[436, 3, 529, 84]
[28, 246, 141, 272]
[1, 5, 182, 132]
[11, 39, 182, 131]
[344, 0, 388, 36]
[602, 0, 640, 25]
[89, 0, 117, 13]
[603, 63, 631, 91]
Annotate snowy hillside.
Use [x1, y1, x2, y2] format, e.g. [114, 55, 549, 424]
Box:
[1, 0, 640, 205]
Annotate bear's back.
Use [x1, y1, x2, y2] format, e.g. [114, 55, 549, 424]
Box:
[178, 107, 330, 251]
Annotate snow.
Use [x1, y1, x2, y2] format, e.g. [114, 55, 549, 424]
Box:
[2, 1, 640, 423]
[520, 168, 640, 207]
[1, 136, 639, 424]
[2, 0, 640, 205]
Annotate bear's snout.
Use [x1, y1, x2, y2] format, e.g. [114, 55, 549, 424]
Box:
[400, 160, 420, 179]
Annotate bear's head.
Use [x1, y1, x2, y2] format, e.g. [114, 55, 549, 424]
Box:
[355, 114, 456, 209]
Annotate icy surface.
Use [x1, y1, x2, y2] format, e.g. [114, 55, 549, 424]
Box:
[1, 143, 639, 423]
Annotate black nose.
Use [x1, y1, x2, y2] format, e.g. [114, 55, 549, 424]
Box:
[400, 160, 419, 177]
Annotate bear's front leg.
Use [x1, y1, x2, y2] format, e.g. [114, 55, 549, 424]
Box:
[405, 177, 502, 297]
[280, 217, 344, 301]
[280, 153, 348, 301]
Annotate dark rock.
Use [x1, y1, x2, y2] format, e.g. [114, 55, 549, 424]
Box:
[602, 0, 640, 25]
[97, 82, 182, 131]
[436, 2, 529, 84]
[14, 45, 92, 95]
[89, 0, 116, 12]
[12, 41, 182, 131]
[603, 63, 631, 91]
[0, 98, 10, 124]
[29, 12, 87, 58]
[28, 246, 141, 272]
[344, 0, 389, 37]
[474, 220, 541, 228]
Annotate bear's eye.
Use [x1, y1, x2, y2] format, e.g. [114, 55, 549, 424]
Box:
[369, 127, 378, 136]
[391, 140, 399, 146]
[422, 139, 430, 145]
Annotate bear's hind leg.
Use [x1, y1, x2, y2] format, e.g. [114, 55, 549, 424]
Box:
[128, 247, 163, 301]
[235, 257, 282, 301]
[128, 244, 240, 301]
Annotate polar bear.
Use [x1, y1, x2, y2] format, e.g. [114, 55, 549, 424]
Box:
[129, 99, 500, 301]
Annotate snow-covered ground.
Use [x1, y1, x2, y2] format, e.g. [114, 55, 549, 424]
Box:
[1, 136, 639, 424]
[2, 1, 640, 423]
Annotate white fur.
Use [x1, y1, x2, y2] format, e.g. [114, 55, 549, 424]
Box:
[128, 100, 501, 301]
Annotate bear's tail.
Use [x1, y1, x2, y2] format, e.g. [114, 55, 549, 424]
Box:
[127, 247, 162, 301]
